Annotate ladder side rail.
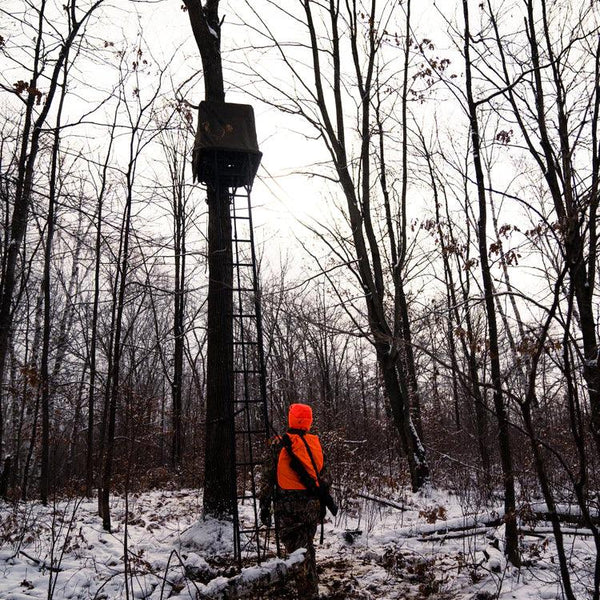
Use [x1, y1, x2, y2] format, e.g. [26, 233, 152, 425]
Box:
[243, 186, 271, 439]
[230, 186, 247, 566]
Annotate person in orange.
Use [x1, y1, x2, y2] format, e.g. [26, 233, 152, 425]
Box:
[259, 403, 331, 600]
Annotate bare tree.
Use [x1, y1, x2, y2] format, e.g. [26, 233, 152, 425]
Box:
[480, 0, 600, 451]
[98, 51, 166, 530]
[416, 128, 492, 482]
[461, 0, 520, 566]
[157, 119, 196, 468]
[40, 50, 70, 505]
[241, 0, 429, 490]
[0, 0, 104, 467]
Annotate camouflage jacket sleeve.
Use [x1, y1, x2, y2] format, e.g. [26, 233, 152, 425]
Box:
[258, 436, 281, 507]
[318, 462, 332, 489]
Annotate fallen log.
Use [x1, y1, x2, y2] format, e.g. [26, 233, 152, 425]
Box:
[417, 526, 491, 542]
[520, 526, 597, 538]
[195, 549, 307, 600]
[396, 512, 505, 539]
[405, 507, 599, 541]
[417, 524, 598, 544]
[531, 509, 600, 528]
[347, 491, 600, 530]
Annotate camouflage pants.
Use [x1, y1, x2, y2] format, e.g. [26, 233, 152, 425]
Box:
[275, 495, 321, 600]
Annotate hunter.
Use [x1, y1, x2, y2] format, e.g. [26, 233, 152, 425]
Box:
[259, 403, 337, 600]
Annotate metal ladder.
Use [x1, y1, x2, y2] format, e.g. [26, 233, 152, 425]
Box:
[228, 183, 270, 565]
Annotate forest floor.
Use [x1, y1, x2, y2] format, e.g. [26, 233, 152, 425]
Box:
[0, 486, 594, 599]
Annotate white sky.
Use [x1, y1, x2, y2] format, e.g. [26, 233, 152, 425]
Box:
[2, 0, 590, 312]
[126, 0, 453, 250]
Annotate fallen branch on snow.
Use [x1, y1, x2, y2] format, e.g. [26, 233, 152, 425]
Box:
[530, 506, 600, 528]
[19, 549, 63, 572]
[352, 491, 407, 512]
[333, 487, 407, 512]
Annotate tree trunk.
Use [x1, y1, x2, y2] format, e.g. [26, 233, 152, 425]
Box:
[462, 0, 519, 566]
[184, 0, 236, 517]
[203, 188, 235, 515]
[40, 54, 69, 504]
[172, 160, 185, 468]
[377, 346, 428, 492]
[86, 197, 102, 497]
[100, 181, 133, 532]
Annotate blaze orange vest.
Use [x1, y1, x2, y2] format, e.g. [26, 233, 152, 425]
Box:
[277, 432, 324, 490]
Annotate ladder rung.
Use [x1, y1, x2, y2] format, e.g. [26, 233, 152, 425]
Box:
[235, 399, 263, 410]
[232, 262, 253, 267]
[232, 238, 252, 243]
[233, 215, 251, 220]
[230, 314, 257, 318]
[236, 429, 267, 436]
[232, 341, 258, 345]
[232, 287, 254, 292]
[234, 398, 267, 403]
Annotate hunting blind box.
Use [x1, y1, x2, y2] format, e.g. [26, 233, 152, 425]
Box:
[192, 101, 262, 189]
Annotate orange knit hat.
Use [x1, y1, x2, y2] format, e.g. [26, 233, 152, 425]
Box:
[288, 403, 313, 430]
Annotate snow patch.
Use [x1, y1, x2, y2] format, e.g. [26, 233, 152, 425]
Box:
[206, 23, 218, 39]
[0, 488, 595, 599]
[178, 515, 233, 557]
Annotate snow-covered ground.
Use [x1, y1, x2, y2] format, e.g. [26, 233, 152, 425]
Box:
[0, 487, 594, 599]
